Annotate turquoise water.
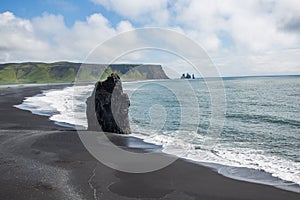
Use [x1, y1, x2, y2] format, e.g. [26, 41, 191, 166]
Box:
[15, 76, 300, 192]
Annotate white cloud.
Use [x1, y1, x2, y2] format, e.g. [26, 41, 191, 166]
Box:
[1, 0, 300, 76]
[172, 0, 299, 52]
[0, 12, 50, 61]
[116, 20, 134, 32]
[33, 13, 67, 36]
[67, 13, 116, 53]
[0, 11, 136, 62]
[91, 0, 170, 24]
[170, 0, 300, 75]
[214, 49, 300, 76]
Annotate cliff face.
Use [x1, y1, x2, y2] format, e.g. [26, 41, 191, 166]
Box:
[86, 73, 131, 134]
[110, 64, 169, 80]
[0, 62, 169, 84]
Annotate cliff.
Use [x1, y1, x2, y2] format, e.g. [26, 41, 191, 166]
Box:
[0, 62, 169, 84]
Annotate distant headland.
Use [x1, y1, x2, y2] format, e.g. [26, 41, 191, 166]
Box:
[0, 62, 169, 84]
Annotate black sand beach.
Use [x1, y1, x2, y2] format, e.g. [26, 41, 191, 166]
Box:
[0, 84, 300, 200]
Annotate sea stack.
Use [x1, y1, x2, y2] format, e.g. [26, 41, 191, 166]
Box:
[86, 73, 131, 134]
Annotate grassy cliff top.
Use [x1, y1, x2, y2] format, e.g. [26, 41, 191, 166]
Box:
[0, 62, 169, 84]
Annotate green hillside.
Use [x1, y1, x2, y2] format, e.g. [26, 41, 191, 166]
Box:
[0, 62, 169, 84]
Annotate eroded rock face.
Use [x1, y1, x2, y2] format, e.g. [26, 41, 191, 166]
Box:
[86, 73, 131, 134]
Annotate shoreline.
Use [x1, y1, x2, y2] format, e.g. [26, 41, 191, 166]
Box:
[1, 84, 300, 199]
[12, 83, 300, 193]
[14, 84, 300, 193]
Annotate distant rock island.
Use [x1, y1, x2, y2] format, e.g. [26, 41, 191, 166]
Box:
[0, 62, 169, 84]
[181, 73, 195, 79]
[86, 73, 131, 134]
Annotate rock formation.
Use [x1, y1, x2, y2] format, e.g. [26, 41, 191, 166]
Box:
[86, 73, 131, 134]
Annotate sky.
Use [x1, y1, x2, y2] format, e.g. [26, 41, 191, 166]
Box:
[0, 0, 300, 77]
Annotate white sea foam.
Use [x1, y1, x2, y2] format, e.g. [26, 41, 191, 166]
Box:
[132, 126, 300, 190]
[15, 85, 94, 128]
[15, 84, 300, 192]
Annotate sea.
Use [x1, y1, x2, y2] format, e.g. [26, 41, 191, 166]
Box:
[15, 76, 300, 193]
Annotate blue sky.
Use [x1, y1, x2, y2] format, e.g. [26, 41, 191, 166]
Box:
[0, 0, 300, 76]
[0, 0, 122, 27]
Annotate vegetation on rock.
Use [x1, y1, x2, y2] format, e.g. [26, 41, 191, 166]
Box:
[0, 62, 169, 84]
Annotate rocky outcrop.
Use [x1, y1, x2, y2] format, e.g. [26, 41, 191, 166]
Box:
[86, 73, 131, 134]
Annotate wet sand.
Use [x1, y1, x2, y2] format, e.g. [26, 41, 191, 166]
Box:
[0, 84, 299, 200]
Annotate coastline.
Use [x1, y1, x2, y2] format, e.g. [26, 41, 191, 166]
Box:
[1, 84, 300, 199]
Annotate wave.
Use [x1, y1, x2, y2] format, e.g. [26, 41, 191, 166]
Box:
[227, 113, 300, 128]
[132, 127, 300, 192]
[14, 85, 94, 128]
[14, 83, 300, 193]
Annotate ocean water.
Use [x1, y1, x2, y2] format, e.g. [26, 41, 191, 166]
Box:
[15, 77, 300, 192]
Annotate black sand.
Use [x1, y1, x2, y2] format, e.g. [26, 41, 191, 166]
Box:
[0, 84, 299, 200]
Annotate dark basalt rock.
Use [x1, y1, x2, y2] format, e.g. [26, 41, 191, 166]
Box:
[86, 73, 131, 134]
